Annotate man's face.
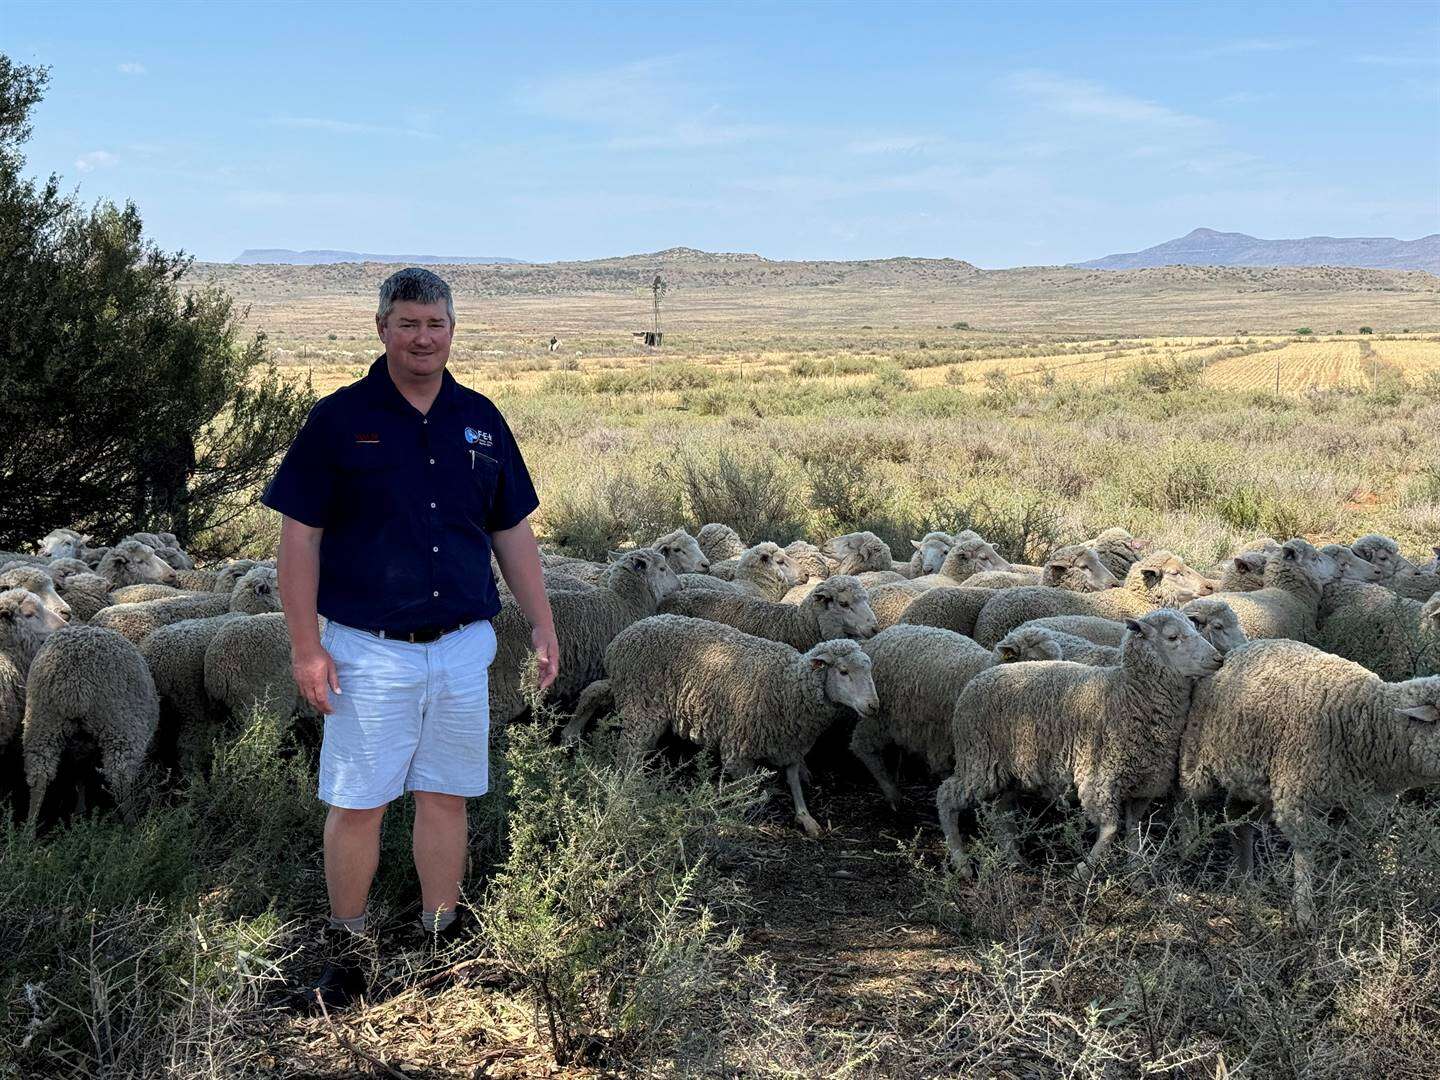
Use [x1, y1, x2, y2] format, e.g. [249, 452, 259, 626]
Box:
[377, 299, 453, 379]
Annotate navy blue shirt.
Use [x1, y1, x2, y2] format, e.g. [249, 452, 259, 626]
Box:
[261, 356, 539, 633]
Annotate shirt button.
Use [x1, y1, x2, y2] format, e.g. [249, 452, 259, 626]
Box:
[429, 458, 435, 465]
[423, 418, 428, 425]
[432, 590, 440, 597]
[430, 502, 437, 509]
[432, 546, 439, 553]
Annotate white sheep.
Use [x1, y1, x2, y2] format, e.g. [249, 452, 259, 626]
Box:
[906, 538, 1011, 590]
[904, 531, 957, 577]
[1179, 639, 1440, 925]
[1016, 615, 1127, 648]
[230, 565, 282, 615]
[696, 523, 747, 564]
[938, 609, 1222, 878]
[571, 614, 878, 837]
[851, 624, 1062, 808]
[95, 540, 178, 588]
[995, 625, 1119, 666]
[1203, 538, 1337, 643]
[821, 531, 896, 575]
[1089, 527, 1150, 582]
[1179, 597, 1249, 655]
[1316, 581, 1440, 681]
[23, 624, 160, 822]
[110, 583, 184, 604]
[142, 612, 249, 771]
[203, 611, 312, 726]
[0, 565, 72, 622]
[898, 586, 1001, 639]
[92, 593, 233, 646]
[676, 542, 801, 601]
[657, 575, 878, 652]
[0, 589, 68, 753]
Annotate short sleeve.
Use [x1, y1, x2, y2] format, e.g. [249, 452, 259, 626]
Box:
[260, 403, 336, 529]
[486, 412, 540, 532]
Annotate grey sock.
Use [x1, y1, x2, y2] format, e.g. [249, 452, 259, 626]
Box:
[327, 912, 367, 935]
[421, 908, 457, 934]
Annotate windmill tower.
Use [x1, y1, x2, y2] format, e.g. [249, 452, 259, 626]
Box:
[643, 273, 666, 347]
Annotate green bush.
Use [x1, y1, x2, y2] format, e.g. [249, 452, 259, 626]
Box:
[539, 467, 684, 559]
[1295, 327, 1314, 335]
[665, 448, 806, 544]
[1359, 326, 1374, 334]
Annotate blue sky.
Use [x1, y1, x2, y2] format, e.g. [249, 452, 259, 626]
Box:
[5, 0, 1437, 266]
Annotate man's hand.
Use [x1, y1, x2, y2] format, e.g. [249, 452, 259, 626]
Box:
[294, 644, 340, 715]
[532, 624, 560, 690]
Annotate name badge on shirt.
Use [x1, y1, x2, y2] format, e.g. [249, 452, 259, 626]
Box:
[464, 427, 493, 447]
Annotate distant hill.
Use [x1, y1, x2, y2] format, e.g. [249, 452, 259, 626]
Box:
[1075, 228, 1440, 273]
[232, 249, 524, 265]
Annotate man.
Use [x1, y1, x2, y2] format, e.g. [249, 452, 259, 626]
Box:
[262, 267, 558, 1010]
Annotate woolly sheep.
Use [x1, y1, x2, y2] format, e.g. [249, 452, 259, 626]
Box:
[1018, 615, 1126, 648]
[23, 624, 160, 822]
[230, 565, 282, 615]
[52, 569, 113, 624]
[900, 586, 999, 640]
[785, 566, 903, 603]
[852, 624, 1061, 808]
[491, 547, 681, 724]
[0, 566, 71, 622]
[1319, 544, 1385, 584]
[971, 550, 1216, 647]
[676, 542, 801, 602]
[1215, 551, 1269, 593]
[125, 531, 179, 551]
[696, 523, 746, 564]
[1391, 566, 1440, 603]
[1203, 539, 1336, 644]
[96, 540, 177, 588]
[865, 581, 929, 631]
[660, 575, 877, 650]
[821, 531, 895, 575]
[1090, 527, 1150, 582]
[938, 609, 1222, 878]
[141, 613, 247, 769]
[1350, 534, 1413, 580]
[907, 538, 1011, 590]
[211, 560, 261, 594]
[1316, 581, 1440, 681]
[1423, 547, 1440, 575]
[1041, 544, 1122, 592]
[110, 583, 184, 604]
[92, 593, 233, 646]
[37, 528, 91, 560]
[782, 541, 830, 582]
[0, 590, 67, 751]
[571, 614, 878, 837]
[1179, 597, 1248, 655]
[958, 570, 1040, 590]
[203, 611, 309, 724]
[174, 568, 220, 591]
[995, 625, 1119, 667]
[905, 532, 956, 578]
[1179, 639, 1440, 925]
[548, 529, 711, 585]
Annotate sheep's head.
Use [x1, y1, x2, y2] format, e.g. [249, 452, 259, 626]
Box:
[741, 542, 803, 588]
[1272, 538, 1338, 589]
[940, 539, 1010, 581]
[653, 529, 708, 574]
[805, 639, 878, 718]
[1130, 551, 1214, 605]
[1219, 552, 1269, 592]
[1180, 597, 1247, 655]
[823, 531, 893, 575]
[1422, 593, 1440, 636]
[909, 532, 956, 575]
[155, 545, 195, 571]
[1094, 527, 1150, 556]
[45, 558, 92, 585]
[696, 523, 745, 561]
[1320, 544, 1385, 584]
[1395, 677, 1440, 782]
[808, 576, 878, 640]
[37, 528, 90, 559]
[784, 541, 831, 581]
[1043, 545, 1120, 592]
[1124, 610, 1222, 677]
[213, 560, 260, 594]
[102, 539, 178, 586]
[609, 547, 681, 601]
[0, 588, 67, 658]
[1351, 534, 1406, 580]
[994, 626, 1065, 664]
[231, 565, 281, 614]
[0, 566, 70, 623]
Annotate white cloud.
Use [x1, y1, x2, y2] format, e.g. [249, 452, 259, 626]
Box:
[1005, 71, 1207, 129]
[846, 135, 944, 155]
[117, 62, 147, 75]
[1199, 38, 1309, 58]
[270, 116, 438, 139]
[75, 150, 118, 172]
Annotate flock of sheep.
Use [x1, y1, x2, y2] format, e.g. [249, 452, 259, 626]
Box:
[2, 518, 1438, 925]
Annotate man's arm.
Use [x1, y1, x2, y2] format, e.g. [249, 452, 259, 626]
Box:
[276, 514, 340, 714]
[491, 517, 559, 689]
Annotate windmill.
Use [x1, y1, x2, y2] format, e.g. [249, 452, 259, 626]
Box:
[634, 273, 665, 348]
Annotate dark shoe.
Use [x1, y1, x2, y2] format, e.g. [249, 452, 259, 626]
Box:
[425, 907, 472, 950]
[287, 928, 369, 1013]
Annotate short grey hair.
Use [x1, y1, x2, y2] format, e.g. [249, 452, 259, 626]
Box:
[377, 267, 455, 326]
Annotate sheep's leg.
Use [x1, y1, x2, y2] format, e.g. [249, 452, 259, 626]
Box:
[935, 776, 974, 877]
[562, 680, 612, 745]
[786, 762, 822, 839]
[1292, 847, 1317, 929]
[989, 790, 1022, 864]
[849, 719, 902, 809]
[1076, 800, 1122, 882]
[1124, 798, 1152, 858]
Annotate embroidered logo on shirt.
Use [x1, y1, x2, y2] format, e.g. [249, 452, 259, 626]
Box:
[354, 433, 381, 444]
[464, 427, 494, 447]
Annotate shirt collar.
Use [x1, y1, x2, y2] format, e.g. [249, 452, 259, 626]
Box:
[366, 355, 460, 417]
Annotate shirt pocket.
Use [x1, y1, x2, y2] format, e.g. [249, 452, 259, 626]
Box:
[461, 446, 502, 526]
[334, 446, 406, 519]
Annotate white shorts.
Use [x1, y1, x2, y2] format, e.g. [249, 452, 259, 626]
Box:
[317, 619, 498, 810]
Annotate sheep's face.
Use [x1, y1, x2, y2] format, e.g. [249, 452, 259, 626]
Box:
[105, 540, 178, 586]
[38, 529, 90, 559]
[232, 566, 281, 614]
[616, 548, 681, 600]
[1126, 610, 1222, 677]
[1134, 553, 1214, 605]
[653, 530, 708, 574]
[994, 627, 1064, 663]
[214, 561, 259, 594]
[910, 532, 955, 575]
[1395, 679, 1440, 782]
[809, 642, 878, 717]
[0, 568, 71, 623]
[0, 588, 67, 643]
[1351, 535, 1404, 579]
[823, 532, 892, 575]
[1278, 539, 1338, 587]
[744, 543, 803, 588]
[155, 546, 194, 571]
[1181, 598, 1247, 655]
[810, 577, 878, 640]
[942, 539, 1009, 581]
[1043, 546, 1120, 592]
[1321, 545, 1385, 584]
[784, 541, 830, 580]
[1220, 553, 1269, 592]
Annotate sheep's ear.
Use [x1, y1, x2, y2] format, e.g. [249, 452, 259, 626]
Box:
[1042, 564, 1063, 586]
[815, 590, 832, 606]
[911, 540, 924, 551]
[759, 552, 771, 562]
[1397, 704, 1440, 724]
[809, 655, 829, 671]
[1432, 546, 1440, 559]
[995, 643, 1016, 661]
[632, 555, 649, 571]
[1283, 545, 1300, 562]
[1235, 554, 1265, 574]
[1188, 615, 1205, 629]
[1125, 618, 1146, 636]
[1141, 567, 1162, 587]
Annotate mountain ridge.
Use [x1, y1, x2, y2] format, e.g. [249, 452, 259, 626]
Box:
[1075, 228, 1440, 272]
